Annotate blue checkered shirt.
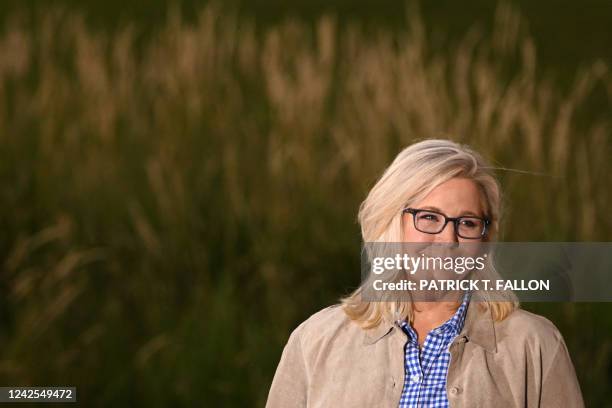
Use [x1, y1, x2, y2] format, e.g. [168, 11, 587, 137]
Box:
[397, 294, 469, 408]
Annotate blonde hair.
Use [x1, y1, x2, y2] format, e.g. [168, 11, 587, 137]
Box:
[341, 139, 518, 328]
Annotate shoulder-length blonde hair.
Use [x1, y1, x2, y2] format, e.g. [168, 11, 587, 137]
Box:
[341, 139, 518, 328]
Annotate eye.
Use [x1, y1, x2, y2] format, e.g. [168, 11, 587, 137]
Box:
[418, 213, 440, 222]
[459, 218, 480, 228]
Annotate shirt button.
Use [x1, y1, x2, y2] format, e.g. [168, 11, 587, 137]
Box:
[411, 374, 421, 384]
[449, 386, 461, 395]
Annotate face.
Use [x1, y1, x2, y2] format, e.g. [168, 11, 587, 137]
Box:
[402, 177, 486, 243]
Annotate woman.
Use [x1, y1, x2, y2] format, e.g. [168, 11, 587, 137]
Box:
[266, 139, 584, 407]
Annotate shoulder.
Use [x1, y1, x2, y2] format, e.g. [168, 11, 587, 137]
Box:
[495, 308, 564, 351]
[288, 303, 360, 356]
[493, 308, 582, 404]
[293, 303, 354, 339]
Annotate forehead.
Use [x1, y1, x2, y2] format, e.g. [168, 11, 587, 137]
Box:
[412, 178, 484, 215]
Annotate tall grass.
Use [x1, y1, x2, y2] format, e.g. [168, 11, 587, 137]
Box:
[0, 3, 610, 406]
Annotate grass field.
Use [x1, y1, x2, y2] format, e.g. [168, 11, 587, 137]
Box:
[0, 3, 611, 406]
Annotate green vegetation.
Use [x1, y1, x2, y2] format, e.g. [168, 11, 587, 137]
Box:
[0, 2, 610, 406]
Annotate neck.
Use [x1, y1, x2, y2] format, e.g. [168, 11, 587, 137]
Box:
[410, 300, 461, 346]
[412, 299, 460, 319]
[412, 289, 463, 314]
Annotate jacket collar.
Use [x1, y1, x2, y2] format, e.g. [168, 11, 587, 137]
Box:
[362, 319, 395, 345]
[459, 302, 497, 352]
[362, 301, 497, 352]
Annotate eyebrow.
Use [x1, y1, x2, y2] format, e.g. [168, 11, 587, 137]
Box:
[419, 206, 482, 217]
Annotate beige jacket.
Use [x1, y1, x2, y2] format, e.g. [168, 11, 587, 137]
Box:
[266, 302, 584, 408]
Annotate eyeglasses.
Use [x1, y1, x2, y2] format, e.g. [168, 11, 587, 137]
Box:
[403, 207, 491, 240]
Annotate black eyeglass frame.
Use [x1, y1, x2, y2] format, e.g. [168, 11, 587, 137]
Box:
[402, 207, 491, 240]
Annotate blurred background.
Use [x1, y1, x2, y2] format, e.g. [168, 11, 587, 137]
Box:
[0, 0, 611, 406]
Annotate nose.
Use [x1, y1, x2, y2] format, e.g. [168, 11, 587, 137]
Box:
[435, 221, 459, 243]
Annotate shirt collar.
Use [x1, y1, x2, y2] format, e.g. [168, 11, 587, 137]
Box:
[398, 292, 470, 341]
[362, 292, 497, 352]
[438, 291, 470, 335]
